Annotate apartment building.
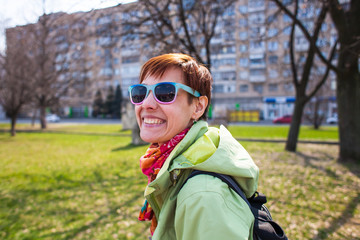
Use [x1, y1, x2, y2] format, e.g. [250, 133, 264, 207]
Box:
[5, 0, 338, 120]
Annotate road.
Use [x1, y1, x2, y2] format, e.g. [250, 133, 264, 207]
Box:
[0, 118, 122, 125]
[0, 117, 337, 126]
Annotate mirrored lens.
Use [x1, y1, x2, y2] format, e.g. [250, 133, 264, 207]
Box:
[155, 83, 176, 103]
[131, 85, 147, 103]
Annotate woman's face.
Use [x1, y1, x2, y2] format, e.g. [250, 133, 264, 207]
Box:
[135, 67, 198, 145]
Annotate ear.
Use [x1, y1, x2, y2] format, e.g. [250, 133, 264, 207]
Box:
[191, 96, 208, 120]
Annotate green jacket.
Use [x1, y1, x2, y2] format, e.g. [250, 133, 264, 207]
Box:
[144, 120, 259, 240]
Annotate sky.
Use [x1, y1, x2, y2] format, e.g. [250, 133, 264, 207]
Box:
[0, 0, 134, 52]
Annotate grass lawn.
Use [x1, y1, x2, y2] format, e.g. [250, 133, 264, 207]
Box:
[0, 123, 359, 240]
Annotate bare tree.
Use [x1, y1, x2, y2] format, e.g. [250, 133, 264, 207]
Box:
[273, 0, 360, 162]
[121, 0, 237, 69]
[18, 10, 95, 128]
[0, 34, 35, 136]
[271, 0, 337, 152]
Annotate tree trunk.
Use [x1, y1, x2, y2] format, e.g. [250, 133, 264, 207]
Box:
[10, 115, 17, 137]
[285, 99, 306, 151]
[40, 106, 47, 129]
[31, 109, 37, 127]
[337, 67, 360, 162]
[132, 123, 147, 146]
[313, 99, 321, 129]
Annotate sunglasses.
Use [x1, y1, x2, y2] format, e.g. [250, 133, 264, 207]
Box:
[128, 82, 201, 105]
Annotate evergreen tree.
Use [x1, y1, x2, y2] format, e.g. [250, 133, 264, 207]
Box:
[113, 84, 123, 119]
[104, 86, 115, 116]
[92, 89, 103, 117]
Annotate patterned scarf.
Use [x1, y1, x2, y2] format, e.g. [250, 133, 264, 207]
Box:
[139, 127, 190, 235]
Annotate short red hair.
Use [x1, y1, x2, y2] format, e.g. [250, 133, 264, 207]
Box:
[139, 53, 212, 120]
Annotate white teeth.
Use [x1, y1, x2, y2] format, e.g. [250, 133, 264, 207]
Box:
[144, 118, 164, 124]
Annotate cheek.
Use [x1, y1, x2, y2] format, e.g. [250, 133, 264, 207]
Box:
[135, 106, 141, 123]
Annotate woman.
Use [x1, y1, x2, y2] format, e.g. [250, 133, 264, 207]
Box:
[129, 53, 259, 239]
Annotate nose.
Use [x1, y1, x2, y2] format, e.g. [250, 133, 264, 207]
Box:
[141, 90, 158, 109]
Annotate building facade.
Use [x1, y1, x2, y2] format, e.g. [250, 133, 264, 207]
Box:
[5, 0, 339, 120]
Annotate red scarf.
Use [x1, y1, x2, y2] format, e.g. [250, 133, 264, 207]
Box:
[139, 128, 190, 235]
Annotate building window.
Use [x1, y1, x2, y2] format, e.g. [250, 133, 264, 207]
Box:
[212, 71, 236, 81]
[239, 71, 249, 80]
[269, 70, 278, 78]
[249, 0, 265, 9]
[268, 1, 277, 9]
[283, 69, 292, 77]
[317, 38, 327, 48]
[249, 40, 265, 51]
[283, 25, 292, 35]
[268, 83, 278, 92]
[268, 55, 278, 64]
[239, 31, 248, 40]
[283, 14, 292, 22]
[253, 84, 263, 94]
[239, 18, 248, 27]
[221, 45, 236, 54]
[213, 84, 224, 93]
[96, 15, 112, 25]
[283, 41, 290, 49]
[321, 23, 328, 32]
[268, 41, 278, 51]
[238, 5, 248, 14]
[250, 69, 266, 76]
[239, 58, 249, 67]
[283, 54, 291, 64]
[121, 65, 141, 76]
[239, 44, 248, 52]
[99, 68, 113, 76]
[250, 26, 265, 38]
[224, 31, 235, 41]
[213, 59, 236, 68]
[225, 85, 236, 93]
[268, 28, 278, 38]
[240, 84, 249, 93]
[223, 6, 235, 17]
[250, 56, 266, 66]
[122, 56, 140, 64]
[284, 83, 294, 92]
[249, 12, 265, 24]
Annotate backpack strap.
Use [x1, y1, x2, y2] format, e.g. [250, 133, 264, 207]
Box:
[182, 170, 288, 240]
[182, 170, 252, 209]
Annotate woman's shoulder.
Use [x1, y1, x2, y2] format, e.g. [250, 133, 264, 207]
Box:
[176, 172, 254, 230]
[177, 173, 250, 213]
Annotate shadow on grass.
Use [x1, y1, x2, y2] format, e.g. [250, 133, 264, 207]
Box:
[312, 192, 360, 240]
[1, 129, 131, 138]
[296, 151, 339, 179]
[296, 151, 360, 180]
[111, 143, 148, 152]
[0, 171, 146, 240]
[40, 191, 145, 240]
[341, 161, 360, 179]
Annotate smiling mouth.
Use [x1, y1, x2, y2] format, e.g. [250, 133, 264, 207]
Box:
[143, 118, 165, 125]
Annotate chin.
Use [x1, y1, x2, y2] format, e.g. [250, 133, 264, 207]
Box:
[140, 134, 158, 144]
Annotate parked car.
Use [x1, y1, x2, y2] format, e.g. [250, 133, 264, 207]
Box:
[273, 115, 292, 124]
[45, 114, 60, 122]
[326, 114, 338, 124]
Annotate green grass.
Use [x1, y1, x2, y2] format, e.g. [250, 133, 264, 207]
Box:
[227, 125, 338, 140]
[0, 123, 359, 240]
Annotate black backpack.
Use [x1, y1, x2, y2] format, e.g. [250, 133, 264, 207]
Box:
[183, 170, 288, 240]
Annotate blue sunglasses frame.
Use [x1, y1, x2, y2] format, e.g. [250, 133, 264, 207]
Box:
[128, 82, 201, 105]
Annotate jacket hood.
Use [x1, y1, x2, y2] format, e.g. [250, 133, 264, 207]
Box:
[169, 120, 259, 198]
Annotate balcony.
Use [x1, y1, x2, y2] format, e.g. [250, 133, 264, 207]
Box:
[249, 75, 266, 82]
